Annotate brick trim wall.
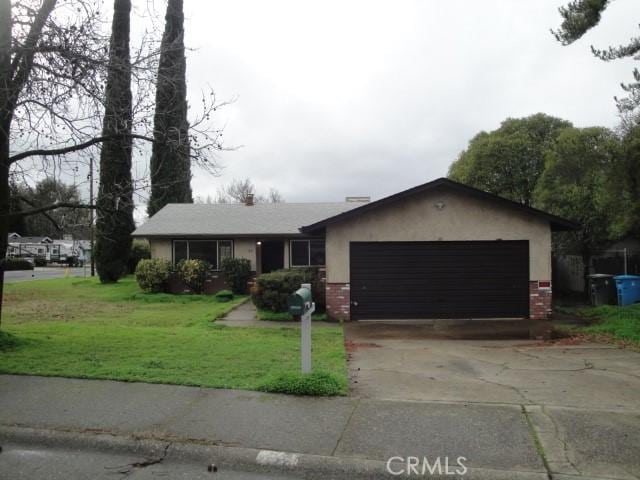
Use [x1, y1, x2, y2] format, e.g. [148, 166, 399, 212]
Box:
[326, 282, 350, 321]
[530, 281, 552, 320]
[326, 280, 551, 321]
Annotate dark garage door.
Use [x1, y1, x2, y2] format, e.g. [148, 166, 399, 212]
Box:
[350, 241, 529, 320]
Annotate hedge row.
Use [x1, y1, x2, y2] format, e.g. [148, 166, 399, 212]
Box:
[134, 257, 251, 295]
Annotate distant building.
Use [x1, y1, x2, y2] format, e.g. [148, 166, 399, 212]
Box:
[7, 233, 90, 265]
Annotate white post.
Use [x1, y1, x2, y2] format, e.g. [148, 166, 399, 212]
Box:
[300, 283, 314, 374]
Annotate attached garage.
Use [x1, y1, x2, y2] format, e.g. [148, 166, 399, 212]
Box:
[301, 178, 577, 322]
[350, 240, 529, 320]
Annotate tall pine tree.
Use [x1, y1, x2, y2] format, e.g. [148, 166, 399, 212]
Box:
[95, 0, 135, 282]
[147, 0, 192, 217]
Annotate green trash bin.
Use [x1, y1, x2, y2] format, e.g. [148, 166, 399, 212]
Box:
[588, 274, 617, 306]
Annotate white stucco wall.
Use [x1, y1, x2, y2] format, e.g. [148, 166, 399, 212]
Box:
[234, 238, 257, 270]
[325, 187, 552, 283]
[149, 238, 172, 261]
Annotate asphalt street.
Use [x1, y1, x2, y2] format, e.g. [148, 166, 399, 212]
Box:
[3, 267, 89, 283]
[0, 442, 301, 480]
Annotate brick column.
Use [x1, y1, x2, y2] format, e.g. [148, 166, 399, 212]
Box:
[529, 281, 552, 319]
[326, 283, 350, 321]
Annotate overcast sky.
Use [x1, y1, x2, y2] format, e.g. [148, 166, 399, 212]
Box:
[153, 0, 639, 205]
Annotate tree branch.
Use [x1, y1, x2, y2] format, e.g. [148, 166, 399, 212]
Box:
[9, 201, 99, 219]
[15, 195, 61, 230]
[9, 133, 154, 163]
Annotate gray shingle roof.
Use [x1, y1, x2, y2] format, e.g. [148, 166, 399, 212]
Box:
[132, 202, 360, 237]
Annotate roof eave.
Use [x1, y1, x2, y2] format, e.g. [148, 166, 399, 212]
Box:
[131, 232, 316, 238]
[300, 178, 580, 233]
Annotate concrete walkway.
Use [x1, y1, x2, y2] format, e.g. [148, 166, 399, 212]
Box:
[218, 301, 337, 328]
[1, 374, 638, 479]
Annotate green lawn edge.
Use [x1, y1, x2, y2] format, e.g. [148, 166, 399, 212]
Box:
[556, 303, 640, 348]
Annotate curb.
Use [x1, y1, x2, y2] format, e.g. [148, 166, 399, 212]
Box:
[0, 425, 549, 480]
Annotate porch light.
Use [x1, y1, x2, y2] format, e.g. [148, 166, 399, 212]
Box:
[256, 241, 262, 246]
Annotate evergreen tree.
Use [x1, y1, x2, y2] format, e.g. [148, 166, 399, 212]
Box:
[553, 0, 640, 124]
[95, 0, 135, 283]
[147, 0, 192, 217]
[448, 113, 572, 206]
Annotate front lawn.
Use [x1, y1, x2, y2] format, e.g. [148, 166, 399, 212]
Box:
[0, 277, 348, 394]
[558, 303, 640, 347]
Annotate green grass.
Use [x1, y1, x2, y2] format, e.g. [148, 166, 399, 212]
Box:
[257, 308, 328, 322]
[0, 277, 348, 394]
[559, 303, 640, 346]
[258, 370, 345, 396]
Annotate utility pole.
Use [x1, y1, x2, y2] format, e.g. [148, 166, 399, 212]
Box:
[89, 157, 95, 277]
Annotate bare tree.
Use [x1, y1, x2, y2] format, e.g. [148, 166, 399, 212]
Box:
[267, 187, 284, 203]
[0, 0, 229, 324]
[224, 178, 257, 203]
[212, 178, 284, 204]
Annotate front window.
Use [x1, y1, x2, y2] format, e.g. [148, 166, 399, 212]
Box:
[290, 239, 325, 267]
[172, 240, 234, 270]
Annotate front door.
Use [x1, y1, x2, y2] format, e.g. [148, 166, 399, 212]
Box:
[261, 240, 284, 273]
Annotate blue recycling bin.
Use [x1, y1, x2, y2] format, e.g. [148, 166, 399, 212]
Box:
[614, 275, 640, 306]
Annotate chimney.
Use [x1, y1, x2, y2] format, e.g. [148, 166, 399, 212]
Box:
[245, 193, 255, 206]
[345, 196, 370, 203]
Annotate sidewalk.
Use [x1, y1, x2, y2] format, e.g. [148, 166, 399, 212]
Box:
[0, 374, 637, 479]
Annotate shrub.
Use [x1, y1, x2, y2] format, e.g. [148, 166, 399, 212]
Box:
[301, 267, 326, 311]
[252, 268, 325, 312]
[4, 258, 34, 271]
[258, 371, 345, 396]
[128, 240, 151, 274]
[252, 269, 305, 312]
[177, 259, 210, 294]
[220, 257, 252, 294]
[135, 258, 172, 293]
[34, 257, 47, 267]
[215, 289, 234, 302]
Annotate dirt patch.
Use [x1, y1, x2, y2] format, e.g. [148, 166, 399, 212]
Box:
[531, 334, 593, 347]
[345, 339, 382, 352]
[5, 298, 134, 324]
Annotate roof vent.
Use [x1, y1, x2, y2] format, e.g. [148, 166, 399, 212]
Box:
[345, 196, 370, 203]
[245, 194, 254, 206]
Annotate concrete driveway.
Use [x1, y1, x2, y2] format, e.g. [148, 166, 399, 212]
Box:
[345, 323, 640, 410]
[345, 323, 640, 479]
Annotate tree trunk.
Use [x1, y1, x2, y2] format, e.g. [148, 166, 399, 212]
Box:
[0, 132, 10, 328]
[0, 0, 12, 327]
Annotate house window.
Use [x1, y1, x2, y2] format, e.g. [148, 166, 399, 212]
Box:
[188, 241, 218, 266]
[290, 239, 325, 267]
[218, 240, 233, 263]
[174, 240, 188, 263]
[172, 240, 234, 270]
